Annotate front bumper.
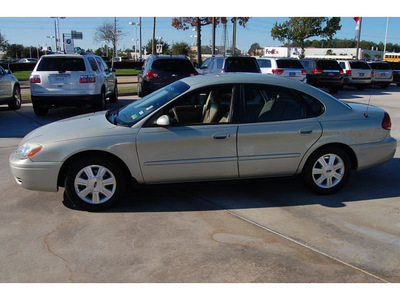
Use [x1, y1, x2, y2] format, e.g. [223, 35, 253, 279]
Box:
[9, 154, 61, 192]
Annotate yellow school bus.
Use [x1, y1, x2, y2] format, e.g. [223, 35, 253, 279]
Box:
[384, 53, 400, 62]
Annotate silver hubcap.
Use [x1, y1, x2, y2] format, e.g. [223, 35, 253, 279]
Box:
[312, 153, 345, 189]
[74, 165, 116, 204]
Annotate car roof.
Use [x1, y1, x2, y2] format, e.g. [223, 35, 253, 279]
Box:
[179, 73, 304, 90]
[151, 55, 190, 60]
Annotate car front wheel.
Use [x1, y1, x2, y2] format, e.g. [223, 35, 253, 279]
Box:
[64, 156, 127, 211]
[8, 85, 21, 110]
[303, 147, 351, 194]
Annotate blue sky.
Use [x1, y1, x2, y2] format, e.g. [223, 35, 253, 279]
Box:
[1, 1, 400, 53]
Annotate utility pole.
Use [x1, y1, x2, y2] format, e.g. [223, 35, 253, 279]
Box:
[152, 17, 156, 54]
[196, 17, 201, 65]
[139, 17, 142, 60]
[212, 18, 216, 56]
[355, 17, 362, 60]
[232, 18, 237, 56]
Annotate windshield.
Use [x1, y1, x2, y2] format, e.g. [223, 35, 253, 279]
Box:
[111, 81, 190, 127]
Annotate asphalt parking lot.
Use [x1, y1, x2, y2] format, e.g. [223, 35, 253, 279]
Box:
[1, 86, 400, 283]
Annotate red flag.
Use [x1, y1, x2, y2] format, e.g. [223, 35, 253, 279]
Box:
[353, 17, 361, 39]
[353, 17, 361, 23]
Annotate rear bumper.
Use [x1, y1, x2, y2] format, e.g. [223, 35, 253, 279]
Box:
[31, 95, 99, 106]
[352, 137, 397, 171]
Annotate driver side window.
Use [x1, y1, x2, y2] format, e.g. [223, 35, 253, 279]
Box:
[157, 85, 235, 126]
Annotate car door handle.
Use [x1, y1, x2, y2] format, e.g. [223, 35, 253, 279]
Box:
[212, 134, 230, 140]
[299, 129, 313, 135]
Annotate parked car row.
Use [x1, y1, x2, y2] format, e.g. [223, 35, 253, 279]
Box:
[137, 55, 400, 99]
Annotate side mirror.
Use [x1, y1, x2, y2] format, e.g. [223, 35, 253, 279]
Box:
[156, 115, 170, 126]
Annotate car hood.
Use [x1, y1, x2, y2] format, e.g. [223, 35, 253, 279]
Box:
[22, 111, 132, 144]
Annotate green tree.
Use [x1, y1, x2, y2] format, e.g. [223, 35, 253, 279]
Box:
[5, 44, 25, 59]
[249, 42, 262, 55]
[271, 17, 341, 57]
[171, 42, 190, 56]
[171, 17, 250, 64]
[144, 39, 170, 55]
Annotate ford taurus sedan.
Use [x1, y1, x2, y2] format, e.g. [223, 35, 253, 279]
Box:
[9, 73, 397, 211]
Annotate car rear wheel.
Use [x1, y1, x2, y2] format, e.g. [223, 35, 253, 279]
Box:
[64, 156, 127, 211]
[109, 83, 118, 103]
[32, 101, 48, 116]
[8, 85, 21, 110]
[93, 89, 106, 111]
[303, 147, 351, 194]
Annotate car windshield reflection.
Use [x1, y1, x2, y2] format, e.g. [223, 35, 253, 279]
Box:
[111, 81, 190, 127]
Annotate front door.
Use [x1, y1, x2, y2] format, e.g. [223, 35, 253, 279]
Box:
[136, 84, 239, 184]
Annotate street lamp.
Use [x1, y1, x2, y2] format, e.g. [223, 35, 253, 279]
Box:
[47, 36, 55, 52]
[50, 17, 65, 52]
[129, 21, 140, 60]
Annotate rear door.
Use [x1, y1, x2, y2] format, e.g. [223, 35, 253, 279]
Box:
[349, 61, 372, 79]
[276, 59, 306, 81]
[33, 56, 87, 95]
[318, 60, 342, 82]
[237, 84, 323, 178]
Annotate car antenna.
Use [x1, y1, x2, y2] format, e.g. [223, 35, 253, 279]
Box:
[364, 82, 374, 118]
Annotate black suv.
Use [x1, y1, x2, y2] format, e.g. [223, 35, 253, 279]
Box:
[137, 55, 198, 97]
[387, 61, 400, 87]
[300, 59, 344, 93]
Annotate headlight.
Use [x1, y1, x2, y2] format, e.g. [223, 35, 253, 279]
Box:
[15, 143, 43, 159]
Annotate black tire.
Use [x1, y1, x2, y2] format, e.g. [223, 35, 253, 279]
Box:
[302, 146, 351, 195]
[109, 82, 118, 103]
[381, 83, 390, 89]
[93, 89, 106, 111]
[137, 82, 144, 97]
[8, 85, 21, 110]
[64, 155, 127, 211]
[328, 86, 340, 94]
[32, 101, 49, 116]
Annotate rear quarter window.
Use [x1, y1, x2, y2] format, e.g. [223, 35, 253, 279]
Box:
[36, 57, 86, 71]
[257, 59, 272, 68]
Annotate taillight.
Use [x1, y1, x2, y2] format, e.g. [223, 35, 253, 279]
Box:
[272, 69, 284, 75]
[190, 71, 199, 76]
[382, 112, 392, 130]
[371, 71, 375, 76]
[313, 69, 323, 74]
[339, 69, 344, 74]
[30, 75, 41, 83]
[346, 70, 352, 75]
[301, 70, 306, 75]
[146, 71, 159, 78]
[80, 75, 96, 83]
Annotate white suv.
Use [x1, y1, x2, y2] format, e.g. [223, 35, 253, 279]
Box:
[30, 53, 118, 116]
[256, 57, 306, 82]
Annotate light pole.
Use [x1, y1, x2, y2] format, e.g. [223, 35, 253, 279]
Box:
[129, 21, 140, 60]
[47, 35, 55, 52]
[50, 17, 65, 52]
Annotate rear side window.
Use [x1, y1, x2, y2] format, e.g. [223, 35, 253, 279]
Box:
[151, 59, 195, 72]
[224, 58, 260, 73]
[257, 59, 271, 68]
[87, 57, 99, 71]
[317, 60, 341, 70]
[349, 61, 370, 69]
[276, 59, 303, 68]
[36, 57, 86, 72]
